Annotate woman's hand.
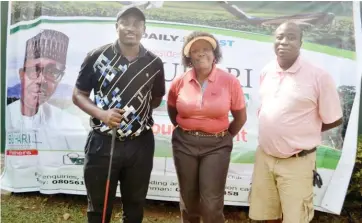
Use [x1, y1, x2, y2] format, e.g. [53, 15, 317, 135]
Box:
[228, 108, 247, 137]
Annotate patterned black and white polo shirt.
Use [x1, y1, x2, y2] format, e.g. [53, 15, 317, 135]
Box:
[76, 40, 165, 139]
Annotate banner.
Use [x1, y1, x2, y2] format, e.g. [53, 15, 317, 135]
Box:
[1, 1, 360, 215]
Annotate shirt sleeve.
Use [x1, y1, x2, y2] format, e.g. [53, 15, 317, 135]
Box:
[231, 77, 246, 111]
[318, 71, 343, 124]
[151, 58, 166, 98]
[167, 77, 180, 108]
[75, 52, 96, 92]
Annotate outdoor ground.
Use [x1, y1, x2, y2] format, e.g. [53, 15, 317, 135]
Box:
[1, 191, 361, 223]
[1, 158, 361, 223]
[0, 153, 361, 223]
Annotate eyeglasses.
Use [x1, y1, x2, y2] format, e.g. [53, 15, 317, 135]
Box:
[24, 64, 65, 82]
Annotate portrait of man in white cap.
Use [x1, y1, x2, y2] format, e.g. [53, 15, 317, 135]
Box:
[6, 29, 87, 151]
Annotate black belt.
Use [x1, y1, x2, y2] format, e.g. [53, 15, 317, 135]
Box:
[94, 128, 150, 142]
[288, 147, 322, 188]
[290, 147, 317, 158]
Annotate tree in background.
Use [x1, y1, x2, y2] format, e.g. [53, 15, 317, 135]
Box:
[339, 85, 356, 139]
[321, 85, 356, 150]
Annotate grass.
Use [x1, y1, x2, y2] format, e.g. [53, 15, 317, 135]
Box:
[231, 145, 342, 170]
[162, 3, 352, 21]
[161, 1, 353, 17]
[153, 141, 342, 169]
[1, 191, 361, 223]
[148, 22, 355, 59]
[8, 17, 355, 59]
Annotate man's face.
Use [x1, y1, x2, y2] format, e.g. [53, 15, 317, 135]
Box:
[116, 14, 145, 46]
[19, 58, 64, 109]
[274, 24, 302, 60]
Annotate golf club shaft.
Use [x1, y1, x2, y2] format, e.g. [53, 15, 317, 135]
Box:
[102, 128, 117, 223]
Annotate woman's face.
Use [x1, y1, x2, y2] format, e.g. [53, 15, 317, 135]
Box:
[189, 39, 215, 70]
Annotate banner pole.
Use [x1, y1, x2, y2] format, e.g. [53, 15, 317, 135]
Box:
[0, 1, 10, 154]
[358, 1, 362, 135]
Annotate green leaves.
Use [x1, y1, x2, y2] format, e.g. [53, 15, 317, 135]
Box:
[346, 135, 362, 198]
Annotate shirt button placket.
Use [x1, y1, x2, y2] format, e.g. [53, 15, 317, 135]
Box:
[198, 84, 203, 109]
[275, 73, 285, 97]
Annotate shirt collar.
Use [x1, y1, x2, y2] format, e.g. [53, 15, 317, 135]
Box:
[112, 39, 147, 58]
[275, 55, 302, 74]
[186, 64, 217, 83]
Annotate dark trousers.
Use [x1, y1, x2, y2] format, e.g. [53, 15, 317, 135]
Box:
[83, 129, 154, 223]
[171, 127, 233, 223]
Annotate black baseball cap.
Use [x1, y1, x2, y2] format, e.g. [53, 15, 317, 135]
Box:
[116, 6, 146, 22]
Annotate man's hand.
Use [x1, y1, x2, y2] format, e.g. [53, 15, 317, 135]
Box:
[100, 108, 125, 128]
[72, 87, 125, 129]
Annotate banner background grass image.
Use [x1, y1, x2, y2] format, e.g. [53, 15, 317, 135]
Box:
[9, 1, 355, 53]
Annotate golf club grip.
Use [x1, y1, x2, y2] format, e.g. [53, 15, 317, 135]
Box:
[110, 128, 117, 156]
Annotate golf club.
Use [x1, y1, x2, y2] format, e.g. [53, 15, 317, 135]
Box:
[102, 128, 117, 223]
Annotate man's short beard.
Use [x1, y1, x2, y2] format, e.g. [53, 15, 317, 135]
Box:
[120, 39, 139, 47]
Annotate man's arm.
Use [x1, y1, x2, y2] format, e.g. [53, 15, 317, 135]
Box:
[167, 105, 178, 126]
[151, 59, 166, 109]
[73, 52, 123, 128]
[72, 88, 106, 121]
[73, 52, 104, 119]
[151, 96, 163, 109]
[322, 118, 343, 132]
[72, 88, 123, 128]
[318, 71, 343, 132]
[228, 108, 247, 136]
[166, 75, 180, 127]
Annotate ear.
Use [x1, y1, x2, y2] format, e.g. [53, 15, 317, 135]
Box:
[19, 68, 25, 80]
[300, 40, 303, 48]
[115, 22, 118, 30]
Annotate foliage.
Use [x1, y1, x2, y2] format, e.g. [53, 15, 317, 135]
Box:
[230, 1, 353, 16]
[346, 134, 362, 199]
[338, 85, 356, 139]
[321, 85, 356, 150]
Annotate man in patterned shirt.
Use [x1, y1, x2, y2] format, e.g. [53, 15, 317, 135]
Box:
[72, 6, 165, 223]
